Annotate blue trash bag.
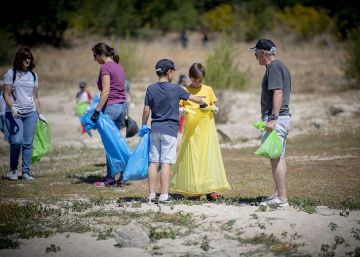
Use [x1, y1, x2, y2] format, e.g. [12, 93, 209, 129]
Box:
[90, 94, 100, 109]
[123, 125, 150, 182]
[81, 109, 131, 177]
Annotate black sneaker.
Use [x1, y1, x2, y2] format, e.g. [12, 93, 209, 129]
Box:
[158, 195, 174, 204]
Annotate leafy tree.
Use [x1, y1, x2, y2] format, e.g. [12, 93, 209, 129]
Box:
[70, 0, 139, 35]
[0, 0, 75, 47]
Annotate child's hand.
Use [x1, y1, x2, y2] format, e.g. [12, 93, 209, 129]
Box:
[139, 124, 150, 137]
[200, 107, 211, 113]
[179, 107, 187, 116]
[212, 106, 219, 114]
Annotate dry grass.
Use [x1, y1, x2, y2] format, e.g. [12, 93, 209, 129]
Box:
[0, 123, 359, 209]
[0, 32, 345, 95]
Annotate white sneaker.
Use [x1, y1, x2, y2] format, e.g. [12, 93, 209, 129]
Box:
[265, 194, 277, 201]
[158, 195, 174, 204]
[7, 170, 18, 180]
[147, 193, 157, 203]
[147, 196, 156, 203]
[260, 197, 289, 207]
[22, 173, 35, 180]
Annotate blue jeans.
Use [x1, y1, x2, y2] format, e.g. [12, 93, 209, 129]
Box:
[102, 102, 127, 179]
[5, 111, 38, 175]
[0, 114, 9, 142]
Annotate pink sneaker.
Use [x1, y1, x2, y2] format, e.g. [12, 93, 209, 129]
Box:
[93, 178, 116, 187]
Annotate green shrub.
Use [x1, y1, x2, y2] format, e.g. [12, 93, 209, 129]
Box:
[201, 4, 236, 32]
[234, 0, 277, 41]
[158, 0, 198, 32]
[205, 34, 247, 91]
[343, 27, 360, 89]
[275, 4, 333, 39]
[115, 36, 143, 81]
[0, 29, 16, 65]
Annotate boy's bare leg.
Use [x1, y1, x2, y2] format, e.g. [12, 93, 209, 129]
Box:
[160, 163, 171, 195]
[148, 162, 160, 194]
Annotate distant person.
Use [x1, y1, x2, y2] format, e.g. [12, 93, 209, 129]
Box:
[141, 59, 207, 203]
[177, 74, 189, 134]
[249, 39, 292, 207]
[90, 42, 128, 187]
[180, 30, 189, 49]
[125, 79, 134, 109]
[170, 63, 231, 200]
[3, 47, 47, 181]
[0, 83, 9, 141]
[202, 29, 209, 48]
[178, 74, 189, 88]
[75, 81, 92, 135]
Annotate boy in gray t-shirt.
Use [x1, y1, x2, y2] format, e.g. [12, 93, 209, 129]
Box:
[141, 59, 207, 203]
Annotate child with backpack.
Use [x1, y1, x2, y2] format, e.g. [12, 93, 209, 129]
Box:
[141, 59, 207, 203]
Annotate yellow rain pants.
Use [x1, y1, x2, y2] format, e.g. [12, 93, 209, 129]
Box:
[170, 106, 231, 196]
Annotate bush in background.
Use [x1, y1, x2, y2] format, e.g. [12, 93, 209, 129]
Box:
[115, 36, 143, 82]
[234, 0, 277, 41]
[275, 4, 333, 39]
[343, 27, 360, 89]
[205, 34, 248, 91]
[0, 29, 16, 65]
[201, 4, 236, 32]
[205, 33, 248, 124]
[202, 1, 277, 42]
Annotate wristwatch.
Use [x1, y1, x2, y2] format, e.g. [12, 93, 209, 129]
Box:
[269, 114, 278, 121]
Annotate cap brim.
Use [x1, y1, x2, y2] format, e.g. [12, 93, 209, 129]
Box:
[174, 68, 181, 72]
[248, 47, 257, 51]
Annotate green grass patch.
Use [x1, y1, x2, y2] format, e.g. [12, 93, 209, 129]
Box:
[289, 197, 318, 214]
[149, 227, 176, 242]
[239, 233, 304, 256]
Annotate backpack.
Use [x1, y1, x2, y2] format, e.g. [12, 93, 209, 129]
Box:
[11, 69, 36, 101]
[12, 69, 36, 84]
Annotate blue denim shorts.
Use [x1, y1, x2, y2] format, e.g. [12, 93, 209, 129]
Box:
[261, 115, 291, 158]
[102, 102, 127, 129]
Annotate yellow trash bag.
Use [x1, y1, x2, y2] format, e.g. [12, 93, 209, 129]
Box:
[170, 106, 231, 196]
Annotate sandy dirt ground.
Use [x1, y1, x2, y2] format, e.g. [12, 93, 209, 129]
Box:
[0, 202, 359, 257]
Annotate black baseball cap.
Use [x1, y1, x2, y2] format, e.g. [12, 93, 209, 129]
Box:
[79, 81, 87, 88]
[249, 39, 276, 54]
[155, 59, 180, 74]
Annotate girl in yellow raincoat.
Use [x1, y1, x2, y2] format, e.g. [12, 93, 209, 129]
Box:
[170, 63, 231, 200]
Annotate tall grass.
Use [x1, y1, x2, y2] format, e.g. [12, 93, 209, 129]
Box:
[115, 36, 143, 81]
[343, 26, 360, 89]
[205, 34, 248, 91]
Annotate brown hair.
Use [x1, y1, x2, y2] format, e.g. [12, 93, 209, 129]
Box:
[92, 43, 120, 63]
[189, 63, 205, 79]
[13, 47, 35, 71]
